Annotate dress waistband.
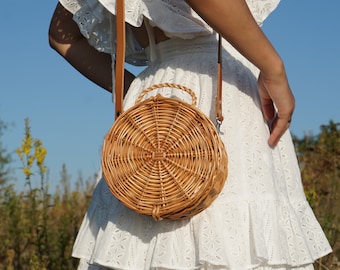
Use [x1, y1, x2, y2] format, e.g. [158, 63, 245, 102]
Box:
[145, 35, 220, 63]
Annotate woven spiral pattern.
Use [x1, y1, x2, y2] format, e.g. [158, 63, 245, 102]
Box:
[102, 84, 228, 220]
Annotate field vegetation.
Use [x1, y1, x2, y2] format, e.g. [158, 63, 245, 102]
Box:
[0, 118, 339, 269]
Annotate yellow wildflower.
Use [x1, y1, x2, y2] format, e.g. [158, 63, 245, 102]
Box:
[23, 167, 32, 177]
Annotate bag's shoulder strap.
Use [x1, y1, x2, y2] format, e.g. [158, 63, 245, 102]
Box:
[114, 0, 223, 124]
[115, 0, 125, 118]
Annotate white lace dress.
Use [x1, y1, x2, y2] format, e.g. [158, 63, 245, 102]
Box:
[59, 0, 332, 269]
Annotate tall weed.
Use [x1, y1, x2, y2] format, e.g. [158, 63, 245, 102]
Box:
[0, 119, 95, 269]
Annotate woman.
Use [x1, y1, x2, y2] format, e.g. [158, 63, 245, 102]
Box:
[49, 0, 331, 269]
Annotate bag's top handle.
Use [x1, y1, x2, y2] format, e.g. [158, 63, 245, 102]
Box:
[114, 0, 223, 125]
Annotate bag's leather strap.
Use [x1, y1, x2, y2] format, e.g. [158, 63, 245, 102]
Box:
[115, 0, 125, 118]
[114, 0, 223, 124]
[216, 36, 223, 125]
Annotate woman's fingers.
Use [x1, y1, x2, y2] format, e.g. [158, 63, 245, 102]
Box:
[267, 114, 292, 147]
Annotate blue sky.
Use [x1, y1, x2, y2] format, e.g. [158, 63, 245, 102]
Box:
[1, 0, 339, 191]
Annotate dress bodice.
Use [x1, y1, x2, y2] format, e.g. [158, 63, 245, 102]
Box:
[59, 0, 281, 65]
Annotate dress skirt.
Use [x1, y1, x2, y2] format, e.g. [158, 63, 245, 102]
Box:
[72, 36, 332, 270]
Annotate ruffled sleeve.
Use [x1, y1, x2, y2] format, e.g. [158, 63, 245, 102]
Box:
[59, 0, 148, 65]
[246, 0, 281, 26]
[59, 0, 281, 65]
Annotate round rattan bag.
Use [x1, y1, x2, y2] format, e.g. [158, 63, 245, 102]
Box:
[102, 83, 228, 220]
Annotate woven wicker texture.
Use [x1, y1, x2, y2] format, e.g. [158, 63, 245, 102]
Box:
[102, 83, 228, 220]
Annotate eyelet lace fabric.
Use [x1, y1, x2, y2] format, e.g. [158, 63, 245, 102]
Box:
[57, 0, 333, 269]
[59, 0, 280, 64]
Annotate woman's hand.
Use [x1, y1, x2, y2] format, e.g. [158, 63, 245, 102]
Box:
[258, 67, 295, 147]
[186, 0, 295, 147]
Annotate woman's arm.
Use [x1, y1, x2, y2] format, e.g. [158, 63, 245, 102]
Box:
[48, 3, 135, 93]
[186, 0, 295, 147]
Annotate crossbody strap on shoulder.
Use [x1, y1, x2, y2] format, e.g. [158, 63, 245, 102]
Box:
[114, 0, 223, 126]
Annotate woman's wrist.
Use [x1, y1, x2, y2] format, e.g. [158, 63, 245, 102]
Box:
[259, 55, 286, 83]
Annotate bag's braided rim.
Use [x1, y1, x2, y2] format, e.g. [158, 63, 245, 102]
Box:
[135, 83, 197, 106]
[102, 84, 228, 220]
